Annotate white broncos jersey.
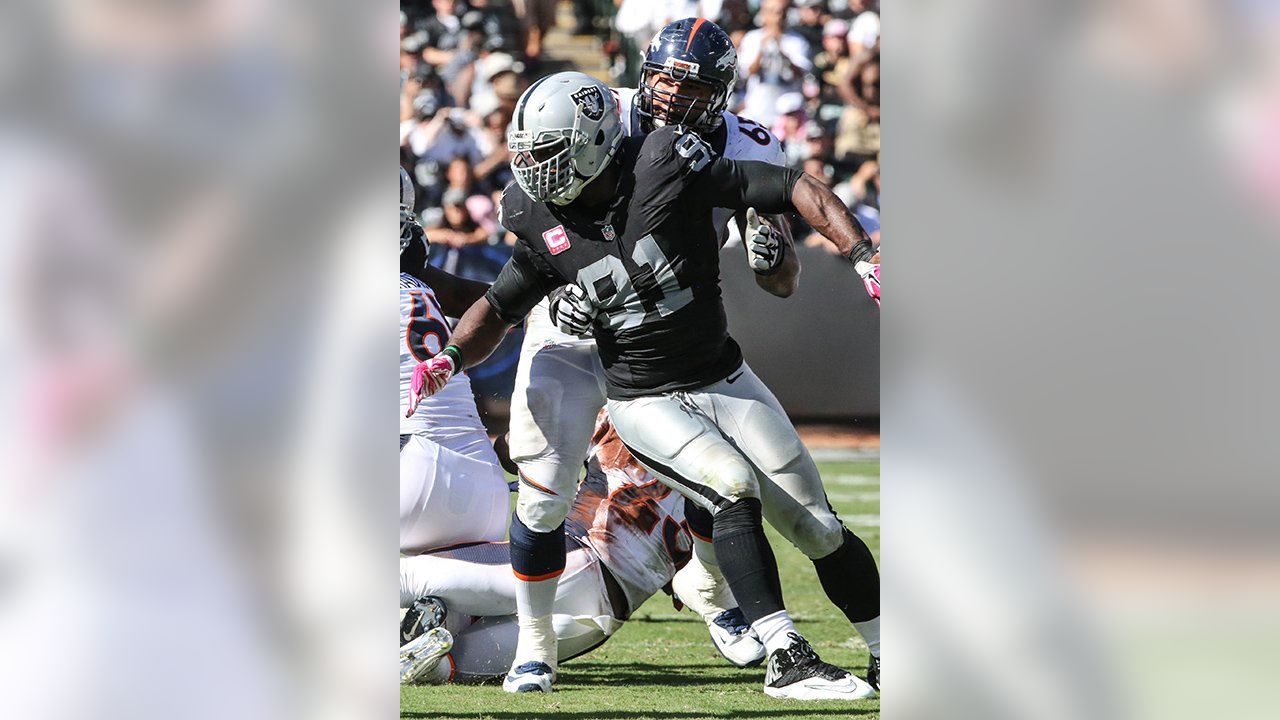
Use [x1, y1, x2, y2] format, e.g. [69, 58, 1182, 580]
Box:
[525, 88, 787, 342]
[399, 273, 488, 446]
[566, 413, 694, 615]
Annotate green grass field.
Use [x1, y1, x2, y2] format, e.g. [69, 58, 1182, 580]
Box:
[401, 457, 880, 720]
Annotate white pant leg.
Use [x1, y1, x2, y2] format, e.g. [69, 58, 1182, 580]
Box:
[687, 363, 846, 559]
[399, 434, 510, 554]
[508, 336, 607, 531]
[605, 394, 761, 513]
[434, 548, 619, 683]
[400, 547, 518, 616]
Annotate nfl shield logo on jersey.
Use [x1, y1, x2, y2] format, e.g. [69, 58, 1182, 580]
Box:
[602, 224, 616, 242]
[543, 224, 572, 255]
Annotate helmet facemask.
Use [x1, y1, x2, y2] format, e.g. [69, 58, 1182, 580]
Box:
[509, 128, 580, 204]
[400, 205, 421, 253]
[639, 64, 728, 134]
[509, 108, 612, 206]
[400, 166, 421, 253]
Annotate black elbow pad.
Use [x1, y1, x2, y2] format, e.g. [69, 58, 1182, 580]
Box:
[734, 161, 805, 214]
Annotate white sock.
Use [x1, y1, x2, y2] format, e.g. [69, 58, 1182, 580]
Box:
[752, 610, 800, 656]
[513, 577, 560, 668]
[671, 538, 737, 623]
[853, 616, 880, 658]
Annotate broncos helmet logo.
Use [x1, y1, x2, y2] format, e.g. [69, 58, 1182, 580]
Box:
[715, 47, 736, 72]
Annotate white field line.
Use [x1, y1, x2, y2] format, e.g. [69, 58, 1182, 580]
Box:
[825, 491, 880, 504]
[810, 448, 880, 462]
[841, 514, 880, 527]
[633, 613, 838, 624]
[827, 474, 880, 487]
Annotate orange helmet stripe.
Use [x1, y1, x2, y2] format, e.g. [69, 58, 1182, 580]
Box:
[685, 17, 708, 52]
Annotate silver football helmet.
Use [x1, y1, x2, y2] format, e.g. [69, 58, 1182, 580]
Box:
[508, 72, 623, 205]
[401, 166, 419, 253]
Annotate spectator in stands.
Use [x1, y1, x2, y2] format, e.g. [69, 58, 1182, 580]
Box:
[482, 54, 529, 119]
[420, 0, 465, 66]
[409, 108, 484, 167]
[835, 52, 879, 164]
[469, 53, 523, 109]
[715, 0, 756, 44]
[428, 188, 490, 248]
[802, 121, 834, 166]
[813, 19, 852, 106]
[846, 0, 880, 52]
[737, 0, 812, 125]
[470, 92, 514, 192]
[571, 0, 598, 36]
[437, 11, 491, 102]
[469, 0, 522, 53]
[772, 93, 813, 167]
[513, 0, 557, 60]
[803, 156, 832, 185]
[791, 0, 829, 49]
[834, 158, 879, 209]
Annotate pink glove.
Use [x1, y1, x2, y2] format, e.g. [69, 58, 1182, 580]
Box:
[855, 261, 880, 307]
[406, 355, 456, 417]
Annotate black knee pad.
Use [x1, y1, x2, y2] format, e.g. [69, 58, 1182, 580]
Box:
[712, 497, 763, 537]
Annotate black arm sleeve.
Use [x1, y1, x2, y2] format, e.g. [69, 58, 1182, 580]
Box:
[484, 241, 565, 324]
[690, 158, 806, 215]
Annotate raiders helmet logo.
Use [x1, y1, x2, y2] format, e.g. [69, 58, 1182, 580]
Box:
[571, 85, 605, 122]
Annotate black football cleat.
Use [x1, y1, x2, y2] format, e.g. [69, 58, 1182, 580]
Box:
[763, 633, 876, 700]
[400, 596, 447, 645]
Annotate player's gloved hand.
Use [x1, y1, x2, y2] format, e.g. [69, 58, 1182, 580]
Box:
[548, 284, 597, 337]
[855, 261, 880, 306]
[744, 208, 783, 274]
[406, 354, 456, 417]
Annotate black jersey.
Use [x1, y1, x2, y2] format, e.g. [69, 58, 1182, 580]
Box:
[486, 125, 802, 399]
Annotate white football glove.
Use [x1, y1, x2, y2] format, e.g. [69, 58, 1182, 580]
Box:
[548, 284, 597, 337]
[744, 208, 783, 274]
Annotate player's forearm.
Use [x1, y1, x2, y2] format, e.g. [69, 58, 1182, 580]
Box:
[446, 297, 513, 371]
[790, 173, 875, 264]
[420, 264, 490, 317]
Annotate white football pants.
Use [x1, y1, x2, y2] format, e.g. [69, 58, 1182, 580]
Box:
[400, 544, 622, 682]
[506, 319, 606, 532]
[399, 433, 509, 554]
[606, 362, 846, 560]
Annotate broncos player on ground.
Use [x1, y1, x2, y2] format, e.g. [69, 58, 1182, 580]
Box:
[400, 412, 726, 685]
[406, 73, 879, 700]
[503, 19, 803, 678]
[399, 167, 509, 554]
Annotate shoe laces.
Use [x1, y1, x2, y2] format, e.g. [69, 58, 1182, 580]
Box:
[784, 633, 847, 681]
[785, 633, 818, 662]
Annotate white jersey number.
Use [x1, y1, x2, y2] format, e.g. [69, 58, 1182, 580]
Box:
[576, 234, 694, 330]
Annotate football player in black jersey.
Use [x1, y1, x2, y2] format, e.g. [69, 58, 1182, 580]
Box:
[406, 73, 878, 700]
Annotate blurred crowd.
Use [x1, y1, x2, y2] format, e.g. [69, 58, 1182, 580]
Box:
[401, 0, 881, 279]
